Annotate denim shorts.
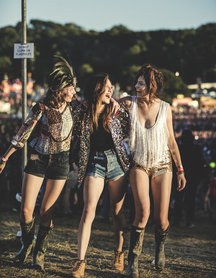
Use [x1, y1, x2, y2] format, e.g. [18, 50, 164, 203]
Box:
[24, 150, 70, 180]
[86, 149, 125, 181]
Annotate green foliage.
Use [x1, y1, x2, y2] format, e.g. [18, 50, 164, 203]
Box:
[79, 64, 94, 83]
[122, 65, 141, 87]
[0, 56, 12, 70]
[0, 21, 215, 91]
[161, 69, 191, 103]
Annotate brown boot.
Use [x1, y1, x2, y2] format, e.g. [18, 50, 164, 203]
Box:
[113, 249, 124, 271]
[71, 259, 85, 278]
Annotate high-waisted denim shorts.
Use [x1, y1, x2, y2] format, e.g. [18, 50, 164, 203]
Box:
[24, 150, 70, 180]
[86, 149, 125, 181]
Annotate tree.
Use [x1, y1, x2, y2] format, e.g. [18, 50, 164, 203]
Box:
[161, 69, 191, 103]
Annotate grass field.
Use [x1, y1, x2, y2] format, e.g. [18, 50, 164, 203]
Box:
[0, 208, 216, 278]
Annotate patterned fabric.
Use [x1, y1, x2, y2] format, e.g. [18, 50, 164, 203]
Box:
[130, 96, 170, 168]
[11, 102, 73, 155]
[131, 150, 172, 179]
[72, 104, 130, 187]
[116, 101, 130, 139]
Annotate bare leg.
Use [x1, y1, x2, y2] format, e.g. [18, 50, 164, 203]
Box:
[129, 168, 150, 228]
[151, 172, 172, 230]
[151, 172, 172, 269]
[108, 176, 127, 251]
[126, 168, 149, 276]
[20, 173, 44, 223]
[40, 179, 66, 227]
[78, 176, 104, 260]
[14, 173, 44, 264]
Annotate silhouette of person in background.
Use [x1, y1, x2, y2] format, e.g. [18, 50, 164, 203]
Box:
[174, 129, 205, 227]
[205, 169, 216, 222]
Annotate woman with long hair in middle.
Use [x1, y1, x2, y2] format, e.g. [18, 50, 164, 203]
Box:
[71, 74, 130, 277]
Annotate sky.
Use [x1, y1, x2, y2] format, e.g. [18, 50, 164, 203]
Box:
[0, 0, 216, 32]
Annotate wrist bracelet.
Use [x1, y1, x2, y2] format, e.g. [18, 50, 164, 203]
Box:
[0, 156, 8, 164]
[176, 171, 185, 176]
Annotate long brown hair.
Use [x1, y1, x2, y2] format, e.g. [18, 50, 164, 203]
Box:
[84, 74, 113, 133]
[43, 88, 67, 108]
[134, 64, 163, 104]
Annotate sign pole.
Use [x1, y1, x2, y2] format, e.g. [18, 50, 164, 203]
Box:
[21, 0, 27, 172]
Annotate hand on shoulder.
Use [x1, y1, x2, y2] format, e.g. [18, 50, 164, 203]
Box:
[118, 96, 132, 109]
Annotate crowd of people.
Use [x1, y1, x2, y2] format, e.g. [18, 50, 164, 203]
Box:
[0, 59, 215, 277]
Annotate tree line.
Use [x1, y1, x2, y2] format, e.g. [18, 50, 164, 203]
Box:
[0, 21, 216, 102]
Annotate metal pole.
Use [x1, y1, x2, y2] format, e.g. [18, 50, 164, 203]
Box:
[21, 0, 27, 172]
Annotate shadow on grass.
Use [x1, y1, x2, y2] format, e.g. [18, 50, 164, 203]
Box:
[0, 237, 21, 252]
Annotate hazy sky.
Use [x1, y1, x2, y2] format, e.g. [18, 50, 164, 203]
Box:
[0, 0, 216, 32]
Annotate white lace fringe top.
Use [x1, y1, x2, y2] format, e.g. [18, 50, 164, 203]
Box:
[129, 96, 170, 168]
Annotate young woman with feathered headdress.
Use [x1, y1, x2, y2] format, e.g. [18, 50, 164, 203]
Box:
[0, 56, 78, 271]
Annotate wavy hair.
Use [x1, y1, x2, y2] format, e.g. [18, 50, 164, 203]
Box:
[43, 56, 76, 108]
[84, 74, 113, 133]
[134, 64, 163, 104]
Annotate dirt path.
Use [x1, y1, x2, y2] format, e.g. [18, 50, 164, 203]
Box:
[0, 209, 215, 278]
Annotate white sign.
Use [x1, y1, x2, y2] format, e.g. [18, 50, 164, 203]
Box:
[14, 43, 34, 59]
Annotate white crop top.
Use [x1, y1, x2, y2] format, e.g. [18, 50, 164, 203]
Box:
[129, 96, 170, 168]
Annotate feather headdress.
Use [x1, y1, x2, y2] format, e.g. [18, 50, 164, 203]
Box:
[49, 55, 76, 92]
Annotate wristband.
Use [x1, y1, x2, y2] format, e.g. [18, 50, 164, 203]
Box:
[0, 156, 8, 165]
[177, 170, 184, 173]
[176, 171, 185, 175]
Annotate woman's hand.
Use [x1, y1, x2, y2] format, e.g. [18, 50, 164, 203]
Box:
[81, 99, 88, 107]
[177, 174, 186, 191]
[110, 98, 120, 114]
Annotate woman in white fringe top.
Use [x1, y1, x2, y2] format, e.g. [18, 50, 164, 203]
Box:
[118, 64, 186, 277]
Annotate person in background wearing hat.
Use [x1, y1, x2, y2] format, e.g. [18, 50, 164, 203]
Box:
[0, 56, 77, 271]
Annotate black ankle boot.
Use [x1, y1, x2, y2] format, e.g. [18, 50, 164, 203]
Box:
[126, 226, 145, 278]
[13, 217, 35, 264]
[31, 224, 53, 271]
[155, 225, 170, 269]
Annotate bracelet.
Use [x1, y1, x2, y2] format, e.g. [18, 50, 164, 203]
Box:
[176, 170, 185, 175]
[0, 156, 8, 165]
[177, 165, 183, 170]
